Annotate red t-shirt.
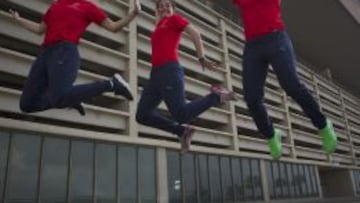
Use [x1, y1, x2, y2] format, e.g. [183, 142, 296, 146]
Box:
[42, 0, 107, 47]
[233, 0, 285, 41]
[151, 14, 189, 67]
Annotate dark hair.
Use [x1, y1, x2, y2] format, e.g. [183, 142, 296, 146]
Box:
[155, 0, 175, 9]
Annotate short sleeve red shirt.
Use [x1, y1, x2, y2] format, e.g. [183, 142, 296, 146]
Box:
[151, 14, 190, 68]
[233, 0, 285, 41]
[42, 0, 107, 47]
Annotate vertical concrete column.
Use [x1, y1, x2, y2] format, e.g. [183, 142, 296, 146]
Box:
[219, 19, 239, 152]
[283, 91, 296, 159]
[313, 76, 332, 162]
[340, 91, 357, 165]
[127, 0, 139, 138]
[315, 166, 323, 198]
[260, 160, 270, 202]
[157, 148, 169, 203]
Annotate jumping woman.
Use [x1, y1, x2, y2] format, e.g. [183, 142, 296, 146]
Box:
[10, 0, 141, 116]
[136, 0, 236, 153]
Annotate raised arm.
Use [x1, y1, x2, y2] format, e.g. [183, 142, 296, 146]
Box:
[9, 9, 46, 35]
[101, 0, 141, 32]
[184, 24, 219, 71]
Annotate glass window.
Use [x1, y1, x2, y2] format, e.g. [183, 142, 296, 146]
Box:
[138, 147, 156, 203]
[309, 166, 319, 196]
[220, 157, 233, 202]
[167, 150, 181, 203]
[0, 133, 9, 202]
[197, 154, 210, 203]
[208, 155, 222, 203]
[70, 140, 94, 203]
[265, 161, 275, 199]
[292, 164, 300, 197]
[299, 165, 308, 197]
[232, 158, 244, 201]
[353, 171, 358, 193]
[356, 171, 360, 194]
[241, 158, 253, 200]
[304, 165, 313, 197]
[7, 134, 41, 203]
[272, 161, 281, 198]
[95, 143, 116, 203]
[40, 137, 69, 203]
[286, 163, 295, 198]
[279, 162, 289, 198]
[182, 153, 196, 203]
[251, 159, 262, 200]
[118, 145, 137, 203]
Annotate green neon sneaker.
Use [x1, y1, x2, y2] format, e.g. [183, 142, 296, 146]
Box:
[268, 129, 282, 160]
[319, 120, 337, 154]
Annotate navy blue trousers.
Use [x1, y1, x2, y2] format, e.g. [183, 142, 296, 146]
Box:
[136, 62, 220, 136]
[20, 42, 111, 113]
[242, 31, 326, 138]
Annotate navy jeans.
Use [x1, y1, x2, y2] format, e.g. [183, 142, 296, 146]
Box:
[20, 42, 112, 113]
[242, 31, 327, 138]
[136, 62, 220, 136]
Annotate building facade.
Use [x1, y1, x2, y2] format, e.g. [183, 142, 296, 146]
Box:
[0, 0, 359, 202]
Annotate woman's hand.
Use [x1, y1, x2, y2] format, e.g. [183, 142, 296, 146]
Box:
[133, 0, 142, 14]
[8, 9, 46, 34]
[9, 9, 21, 21]
[199, 56, 220, 71]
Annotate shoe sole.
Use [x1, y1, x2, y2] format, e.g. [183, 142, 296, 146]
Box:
[114, 73, 133, 99]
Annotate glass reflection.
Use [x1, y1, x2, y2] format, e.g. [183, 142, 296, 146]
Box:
[95, 143, 116, 203]
[118, 145, 137, 203]
[139, 147, 156, 203]
[70, 140, 94, 203]
[0, 133, 9, 202]
[40, 137, 69, 203]
[7, 134, 41, 203]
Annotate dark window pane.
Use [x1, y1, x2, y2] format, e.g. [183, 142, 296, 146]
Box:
[353, 171, 358, 193]
[139, 147, 156, 203]
[304, 165, 313, 197]
[167, 150, 181, 203]
[40, 137, 69, 203]
[279, 162, 289, 198]
[118, 145, 137, 203]
[251, 160, 262, 200]
[95, 143, 116, 203]
[208, 155, 222, 203]
[197, 154, 210, 203]
[272, 161, 281, 199]
[0, 133, 9, 202]
[182, 153, 196, 203]
[292, 164, 301, 197]
[232, 158, 244, 201]
[299, 165, 308, 196]
[357, 171, 360, 194]
[220, 157, 233, 202]
[265, 161, 275, 199]
[7, 134, 41, 203]
[70, 140, 94, 203]
[241, 158, 253, 200]
[309, 166, 319, 196]
[286, 163, 295, 198]
[356, 171, 360, 194]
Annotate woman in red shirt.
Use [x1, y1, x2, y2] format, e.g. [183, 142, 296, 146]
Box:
[9, 0, 141, 116]
[233, 0, 337, 159]
[136, 0, 236, 153]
